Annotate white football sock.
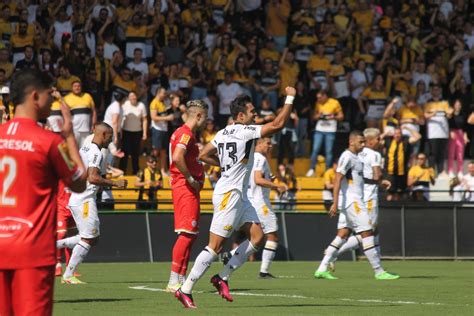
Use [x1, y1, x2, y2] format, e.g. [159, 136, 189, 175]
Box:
[362, 236, 384, 275]
[180, 247, 217, 294]
[168, 271, 179, 286]
[374, 234, 381, 256]
[63, 241, 90, 278]
[57, 235, 81, 249]
[317, 236, 346, 273]
[260, 241, 278, 273]
[178, 274, 186, 284]
[219, 240, 258, 281]
[337, 235, 362, 255]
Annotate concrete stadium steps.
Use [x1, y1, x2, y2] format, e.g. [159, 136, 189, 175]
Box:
[110, 175, 325, 211]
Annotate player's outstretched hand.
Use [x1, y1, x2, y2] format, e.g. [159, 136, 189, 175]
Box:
[329, 203, 338, 218]
[277, 183, 288, 194]
[59, 102, 73, 138]
[114, 179, 128, 189]
[381, 179, 392, 190]
[285, 86, 296, 97]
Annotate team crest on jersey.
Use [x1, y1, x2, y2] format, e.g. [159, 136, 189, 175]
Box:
[180, 134, 191, 145]
[58, 142, 76, 170]
[223, 224, 233, 231]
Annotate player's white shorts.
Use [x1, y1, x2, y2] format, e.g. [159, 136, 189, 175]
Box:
[336, 200, 372, 233]
[69, 199, 100, 239]
[251, 200, 278, 234]
[210, 190, 260, 238]
[365, 197, 379, 227]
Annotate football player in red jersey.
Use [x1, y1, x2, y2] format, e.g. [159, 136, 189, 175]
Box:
[0, 69, 87, 316]
[55, 180, 75, 276]
[166, 99, 208, 292]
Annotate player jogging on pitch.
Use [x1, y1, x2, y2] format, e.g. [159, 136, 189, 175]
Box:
[248, 137, 288, 278]
[314, 130, 399, 280]
[0, 69, 87, 315]
[175, 87, 296, 309]
[57, 122, 127, 284]
[328, 128, 391, 265]
[166, 99, 208, 292]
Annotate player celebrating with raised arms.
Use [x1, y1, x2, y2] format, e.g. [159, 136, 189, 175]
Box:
[0, 69, 87, 316]
[166, 99, 208, 292]
[314, 131, 399, 280]
[57, 122, 127, 284]
[175, 87, 296, 309]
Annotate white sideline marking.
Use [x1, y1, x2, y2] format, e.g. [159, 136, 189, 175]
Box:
[340, 298, 444, 306]
[129, 285, 312, 299]
[129, 286, 447, 305]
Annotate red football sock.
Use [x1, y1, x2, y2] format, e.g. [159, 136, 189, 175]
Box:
[171, 233, 197, 275]
[56, 231, 67, 263]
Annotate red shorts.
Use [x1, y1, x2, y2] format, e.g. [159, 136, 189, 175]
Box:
[172, 184, 200, 234]
[0, 265, 55, 316]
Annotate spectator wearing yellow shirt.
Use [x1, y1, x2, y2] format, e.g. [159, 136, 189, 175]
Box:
[181, 2, 202, 29]
[135, 156, 162, 210]
[0, 48, 13, 80]
[396, 96, 425, 157]
[322, 162, 337, 211]
[307, 43, 331, 92]
[290, 22, 318, 78]
[265, 0, 291, 53]
[64, 81, 97, 147]
[358, 73, 387, 128]
[150, 88, 174, 175]
[10, 21, 34, 66]
[201, 119, 217, 145]
[259, 36, 280, 67]
[57, 64, 81, 96]
[424, 84, 453, 176]
[278, 48, 300, 98]
[306, 90, 344, 176]
[408, 153, 435, 201]
[352, 2, 374, 34]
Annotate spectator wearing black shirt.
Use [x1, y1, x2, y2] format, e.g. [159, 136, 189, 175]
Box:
[294, 81, 311, 157]
[15, 46, 37, 71]
[448, 99, 468, 177]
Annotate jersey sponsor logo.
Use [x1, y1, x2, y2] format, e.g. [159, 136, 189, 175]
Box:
[223, 224, 233, 232]
[180, 133, 191, 145]
[0, 216, 33, 238]
[244, 126, 256, 131]
[58, 142, 76, 171]
[0, 139, 34, 152]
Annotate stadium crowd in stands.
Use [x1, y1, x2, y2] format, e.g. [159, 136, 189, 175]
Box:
[0, 0, 473, 202]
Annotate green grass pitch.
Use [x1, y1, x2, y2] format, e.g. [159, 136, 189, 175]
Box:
[53, 261, 473, 315]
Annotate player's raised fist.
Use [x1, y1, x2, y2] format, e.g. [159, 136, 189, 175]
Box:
[285, 86, 296, 97]
[114, 179, 128, 189]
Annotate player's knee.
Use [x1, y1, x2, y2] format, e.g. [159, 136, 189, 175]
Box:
[82, 237, 99, 246]
[359, 230, 373, 238]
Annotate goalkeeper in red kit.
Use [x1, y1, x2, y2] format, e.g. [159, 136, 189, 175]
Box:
[166, 99, 208, 292]
[0, 69, 87, 315]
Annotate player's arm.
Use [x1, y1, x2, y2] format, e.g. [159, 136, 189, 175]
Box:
[56, 97, 87, 193]
[330, 172, 344, 217]
[172, 146, 201, 191]
[88, 167, 127, 188]
[254, 170, 287, 193]
[199, 142, 220, 167]
[260, 86, 296, 138]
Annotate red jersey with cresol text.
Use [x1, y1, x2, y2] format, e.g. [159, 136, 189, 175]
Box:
[169, 124, 204, 188]
[0, 118, 82, 269]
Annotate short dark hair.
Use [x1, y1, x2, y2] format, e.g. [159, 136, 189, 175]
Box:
[349, 130, 363, 138]
[230, 95, 252, 119]
[10, 69, 53, 105]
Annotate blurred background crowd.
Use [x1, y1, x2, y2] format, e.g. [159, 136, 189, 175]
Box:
[0, 0, 473, 203]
